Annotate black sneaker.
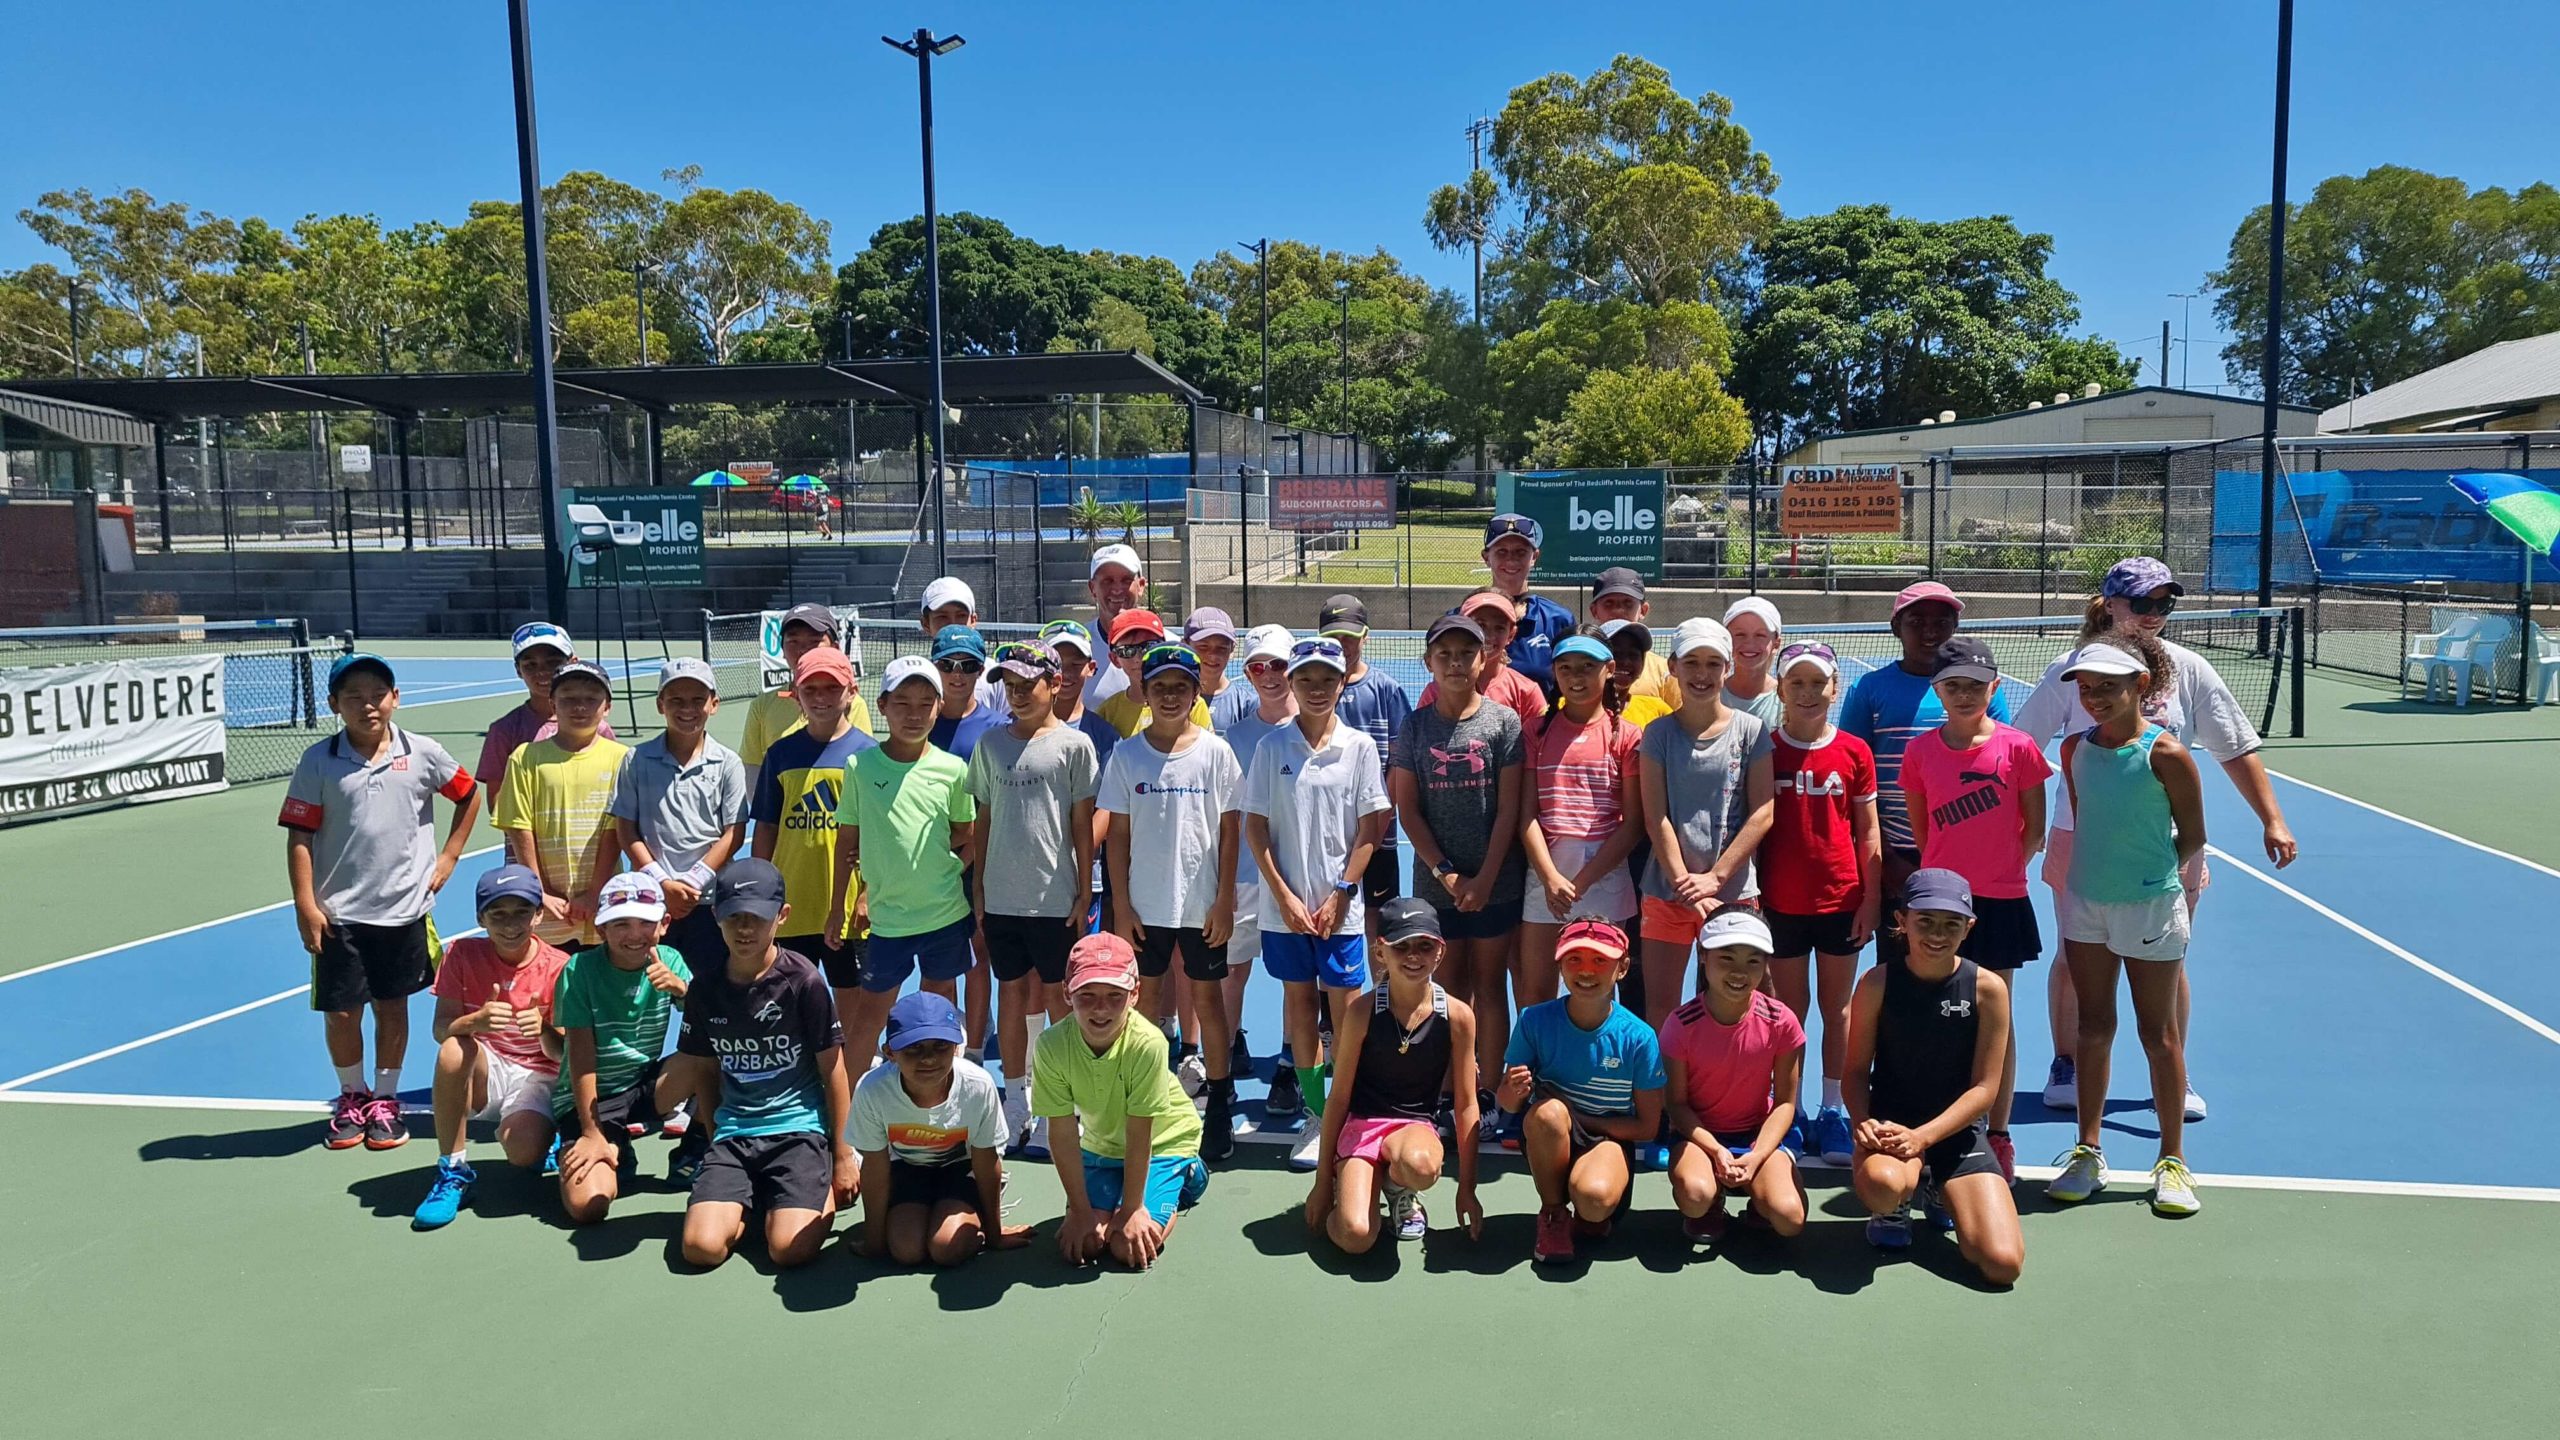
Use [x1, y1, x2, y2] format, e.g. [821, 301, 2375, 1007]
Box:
[1201, 1082, 1235, 1164]
[1230, 1029, 1252, 1075]
[1265, 1065, 1305, 1121]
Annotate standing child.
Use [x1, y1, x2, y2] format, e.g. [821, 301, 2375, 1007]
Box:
[750, 645, 878, 1034]
[738, 604, 872, 770]
[1303, 899, 1484, 1252]
[1758, 642, 1880, 1170]
[475, 622, 615, 793]
[1518, 632, 1643, 1022]
[677, 859, 855, 1271]
[1420, 589, 1547, 730]
[610, 658, 748, 973]
[492, 659, 627, 952]
[282, 653, 481, 1151]
[1497, 919, 1665, 1264]
[411, 864, 571, 1230]
[1636, 618, 1775, 1031]
[1661, 911, 1808, 1240]
[1390, 612, 1528, 1140]
[554, 870, 702, 1224]
[1212, 623, 1298, 1107]
[1100, 643, 1243, 1161]
[2046, 632, 2207, 1218]
[1035, 934, 1210, 1270]
[969, 641, 1100, 1157]
[926, 625, 1004, 761]
[1843, 869, 2024, 1285]
[852, 991, 1031, 1267]
[1719, 597, 1786, 727]
[1096, 611, 1211, 737]
[826, 656, 979, 1060]
[1900, 634, 2050, 1181]
[1322, 595, 1415, 940]
[1244, 637, 1393, 1172]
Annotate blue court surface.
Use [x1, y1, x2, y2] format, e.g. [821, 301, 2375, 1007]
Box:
[4, 760, 2556, 1197]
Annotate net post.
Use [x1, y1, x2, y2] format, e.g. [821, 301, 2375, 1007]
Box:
[2289, 604, 2306, 737]
[699, 607, 715, 664]
[291, 617, 317, 729]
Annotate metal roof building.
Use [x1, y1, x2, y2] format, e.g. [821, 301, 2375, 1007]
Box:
[2318, 331, 2560, 434]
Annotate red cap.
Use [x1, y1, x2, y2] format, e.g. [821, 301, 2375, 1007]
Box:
[1891, 581, 1965, 617]
[1555, 918, 1630, 964]
[792, 646, 854, 689]
[1066, 933, 1139, 992]
[1104, 609, 1167, 645]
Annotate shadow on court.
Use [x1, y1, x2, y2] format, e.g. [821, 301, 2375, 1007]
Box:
[139, 1120, 333, 1162]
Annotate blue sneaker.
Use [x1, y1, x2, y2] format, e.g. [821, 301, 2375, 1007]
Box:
[540, 1133, 562, 1178]
[1634, 1141, 1672, 1173]
[1812, 1106, 1854, 1167]
[412, 1158, 476, 1230]
[1918, 1180, 1956, 1232]
[1865, 1212, 1912, 1251]
[667, 1144, 704, 1189]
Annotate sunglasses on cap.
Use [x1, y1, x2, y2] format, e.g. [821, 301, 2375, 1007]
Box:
[1290, 638, 1345, 661]
[992, 642, 1052, 666]
[2125, 593, 2178, 617]
[1779, 641, 1836, 665]
[1140, 642, 1200, 669]
[934, 656, 984, 675]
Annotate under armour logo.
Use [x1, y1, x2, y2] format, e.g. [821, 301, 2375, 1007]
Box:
[1940, 998, 1973, 1018]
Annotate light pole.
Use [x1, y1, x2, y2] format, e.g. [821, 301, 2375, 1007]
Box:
[508, 0, 571, 625]
[884, 26, 966, 579]
[1239, 238, 1269, 427]
[67, 277, 84, 376]
[633, 260, 658, 365]
[2258, 0, 2293, 618]
[2169, 291, 2199, 389]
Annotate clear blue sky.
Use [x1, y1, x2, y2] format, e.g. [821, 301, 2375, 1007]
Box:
[6, 0, 2555, 391]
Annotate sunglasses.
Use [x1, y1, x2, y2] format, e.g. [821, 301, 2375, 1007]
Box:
[1779, 641, 1837, 664]
[1109, 640, 1159, 659]
[2125, 593, 2178, 616]
[1245, 658, 1286, 675]
[1289, 639, 1345, 662]
[934, 657, 984, 675]
[991, 643, 1052, 668]
[1140, 642, 1199, 669]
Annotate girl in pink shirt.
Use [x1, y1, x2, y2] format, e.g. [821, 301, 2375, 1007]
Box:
[1660, 910, 1806, 1240]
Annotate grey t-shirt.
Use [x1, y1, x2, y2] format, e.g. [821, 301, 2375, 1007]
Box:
[1637, 710, 1773, 905]
[608, 733, 750, 872]
[965, 723, 1099, 918]
[280, 727, 473, 926]
[1388, 701, 1528, 907]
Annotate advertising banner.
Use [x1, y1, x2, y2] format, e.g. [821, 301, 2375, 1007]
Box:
[0, 654, 228, 821]
[566, 487, 707, 587]
[1270, 475, 1395, 531]
[1501, 469, 1665, 581]
[1779, 465, 1904, 535]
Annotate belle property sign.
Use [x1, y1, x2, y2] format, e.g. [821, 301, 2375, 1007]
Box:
[1501, 469, 1666, 581]
[565, 488, 707, 587]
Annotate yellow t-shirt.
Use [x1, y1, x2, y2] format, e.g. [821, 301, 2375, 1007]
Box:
[493, 734, 631, 947]
[1622, 694, 1675, 731]
[1097, 691, 1212, 738]
[739, 687, 876, 768]
[1633, 652, 1683, 708]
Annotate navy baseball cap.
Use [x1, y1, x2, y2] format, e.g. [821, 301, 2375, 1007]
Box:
[1424, 612, 1485, 646]
[326, 652, 396, 696]
[475, 864, 544, 914]
[1376, 897, 1443, 946]
[1902, 868, 1975, 919]
[1483, 512, 1543, 550]
[1930, 636, 1999, 685]
[711, 858, 788, 921]
[884, 991, 967, 1050]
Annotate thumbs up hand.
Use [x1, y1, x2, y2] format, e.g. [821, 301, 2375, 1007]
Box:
[645, 955, 686, 1000]
[480, 982, 519, 1036]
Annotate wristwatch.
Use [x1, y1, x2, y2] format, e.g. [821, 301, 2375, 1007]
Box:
[1333, 878, 1361, 896]
[1431, 860, 1459, 880]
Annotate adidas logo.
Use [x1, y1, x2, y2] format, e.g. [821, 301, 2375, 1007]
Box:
[783, 778, 840, 831]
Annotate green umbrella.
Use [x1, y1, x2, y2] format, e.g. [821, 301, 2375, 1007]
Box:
[690, 470, 747, 487]
[779, 474, 830, 493]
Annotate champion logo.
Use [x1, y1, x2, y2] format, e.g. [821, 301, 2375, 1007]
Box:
[1939, 998, 1974, 1018]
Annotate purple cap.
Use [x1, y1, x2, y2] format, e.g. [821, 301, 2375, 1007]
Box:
[1181, 607, 1238, 644]
[2102, 556, 2184, 598]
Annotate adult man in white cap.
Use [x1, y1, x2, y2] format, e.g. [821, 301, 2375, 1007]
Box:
[1085, 543, 1149, 706]
[921, 575, 1005, 713]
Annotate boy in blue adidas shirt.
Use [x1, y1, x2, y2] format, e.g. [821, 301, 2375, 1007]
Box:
[1496, 918, 1665, 1266]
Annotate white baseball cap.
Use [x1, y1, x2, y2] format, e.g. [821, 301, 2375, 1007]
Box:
[2061, 642, 2147, 678]
[1245, 624, 1295, 664]
[655, 657, 719, 694]
[879, 653, 940, 697]
[1698, 910, 1775, 955]
[1672, 617, 1734, 662]
[920, 577, 976, 615]
[595, 871, 667, 927]
[1723, 595, 1782, 632]
[511, 621, 575, 658]
[1088, 543, 1143, 580]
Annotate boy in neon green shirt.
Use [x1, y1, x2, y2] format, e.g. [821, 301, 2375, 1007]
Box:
[1034, 932, 1208, 1270]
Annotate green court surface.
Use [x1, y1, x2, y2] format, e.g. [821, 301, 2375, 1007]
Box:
[4, 643, 2557, 1437]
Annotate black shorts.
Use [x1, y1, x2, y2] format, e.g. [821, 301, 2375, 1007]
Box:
[984, 911, 1076, 985]
[554, 1057, 670, 1137]
[1138, 926, 1229, 981]
[1432, 896, 1524, 942]
[1959, 894, 2042, 972]
[662, 906, 726, 974]
[809, 934, 871, 991]
[689, 1132, 832, 1214]
[309, 917, 433, 1012]
[887, 1157, 983, 1211]
[1765, 907, 1860, 959]
[1361, 848, 1401, 906]
[1921, 1123, 2003, 1185]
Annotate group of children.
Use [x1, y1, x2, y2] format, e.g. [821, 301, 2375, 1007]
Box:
[282, 535, 2239, 1286]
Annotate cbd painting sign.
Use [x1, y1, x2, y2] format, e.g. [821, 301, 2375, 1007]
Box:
[1499, 470, 1665, 581]
[566, 488, 707, 587]
[1780, 465, 1904, 535]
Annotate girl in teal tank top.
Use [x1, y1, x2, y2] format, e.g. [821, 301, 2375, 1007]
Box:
[2065, 724, 2183, 902]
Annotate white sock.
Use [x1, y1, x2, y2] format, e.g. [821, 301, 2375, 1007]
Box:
[335, 1065, 365, 1094]
[444, 1142, 468, 1164]
[373, 1066, 401, 1099]
[1821, 1078, 1844, 1109]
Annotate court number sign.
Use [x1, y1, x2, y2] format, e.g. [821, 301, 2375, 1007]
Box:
[1780, 465, 1905, 535]
[0, 655, 229, 822]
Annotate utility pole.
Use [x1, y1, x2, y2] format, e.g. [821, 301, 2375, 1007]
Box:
[1466, 116, 1492, 477]
[2160, 320, 2171, 388]
[2258, 0, 2293, 617]
[1238, 238, 1270, 424]
[883, 26, 968, 580]
[2169, 291, 2199, 389]
[507, 0, 572, 624]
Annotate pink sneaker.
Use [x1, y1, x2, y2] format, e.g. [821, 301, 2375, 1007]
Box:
[1987, 1131, 2016, 1185]
[361, 1094, 408, 1151]
[324, 1091, 369, 1150]
[1533, 1205, 1575, 1264]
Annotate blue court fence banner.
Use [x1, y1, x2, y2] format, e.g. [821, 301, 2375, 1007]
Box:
[2214, 467, 2560, 587]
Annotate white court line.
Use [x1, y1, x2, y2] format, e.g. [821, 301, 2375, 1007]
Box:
[2209, 844, 2560, 1046]
[0, 985, 311, 1091]
[2266, 768, 2560, 880]
[0, 844, 503, 986]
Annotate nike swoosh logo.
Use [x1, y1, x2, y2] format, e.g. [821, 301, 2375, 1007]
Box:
[2141, 933, 2168, 946]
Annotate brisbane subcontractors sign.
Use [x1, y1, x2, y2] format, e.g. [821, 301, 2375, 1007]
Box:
[0, 655, 228, 822]
[566, 488, 708, 587]
[1270, 476, 1395, 531]
[1503, 469, 1665, 581]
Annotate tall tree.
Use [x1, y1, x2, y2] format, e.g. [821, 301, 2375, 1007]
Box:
[654, 168, 829, 364]
[2208, 164, 2560, 407]
[14, 187, 238, 374]
[1488, 296, 1732, 459]
[1527, 362, 1750, 468]
[1734, 204, 2136, 454]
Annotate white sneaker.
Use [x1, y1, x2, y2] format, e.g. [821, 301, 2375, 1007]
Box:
[1385, 1184, 1427, 1241]
[2151, 1157, 2202, 1217]
[1288, 1122, 1323, 1172]
[2182, 1085, 2208, 1123]
[1001, 1086, 1031, 1150]
[1022, 1115, 1051, 1162]
[2046, 1144, 2107, 1204]
[1176, 1052, 1208, 1099]
[2041, 1055, 2077, 1111]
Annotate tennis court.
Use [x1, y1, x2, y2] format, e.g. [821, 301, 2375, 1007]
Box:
[3, 638, 2555, 1436]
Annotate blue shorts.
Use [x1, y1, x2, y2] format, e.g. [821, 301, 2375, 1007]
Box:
[1714, 1126, 1804, 1161]
[859, 915, 977, 994]
[1259, 930, 1367, 989]
[1080, 1151, 1209, 1225]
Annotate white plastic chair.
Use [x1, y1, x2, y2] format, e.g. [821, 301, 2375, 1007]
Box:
[2416, 616, 2514, 707]
[2402, 615, 2481, 698]
[2532, 625, 2560, 705]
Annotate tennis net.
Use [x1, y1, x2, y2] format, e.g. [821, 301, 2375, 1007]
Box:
[0, 618, 349, 785]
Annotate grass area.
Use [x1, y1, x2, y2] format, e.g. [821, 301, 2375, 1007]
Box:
[3, 1100, 2553, 1438]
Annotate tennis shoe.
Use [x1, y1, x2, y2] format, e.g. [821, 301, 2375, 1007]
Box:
[2182, 1085, 2208, 1123]
[1918, 1178, 1957, 1231]
[2151, 1157, 2202, 1217]
[1177, 1052, 1208, 1099]
[1386, 1184, 1426, 1241]
[1811, 1105, 1854, 1166]
[2042, 1056, 2077, 1111]
[2047, 1144, 2107, 1204]
[1987, 1131, 2016, 1184]
[1865, 1212, 1912, 1250]
[325, 1091, 369, 1150]
[1684, 1202, 1729, 1242]
[361, 1094, 407, 1151]
[1533, 1205, 1575, 1264]
[412, 1158, 475, 1230]
[540, 1133, 562, 1178]
[1287, 1120, 1323, 1172]
[1020, 1116, 1050, 1163]
[1264, 1066, 1305, 1121]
